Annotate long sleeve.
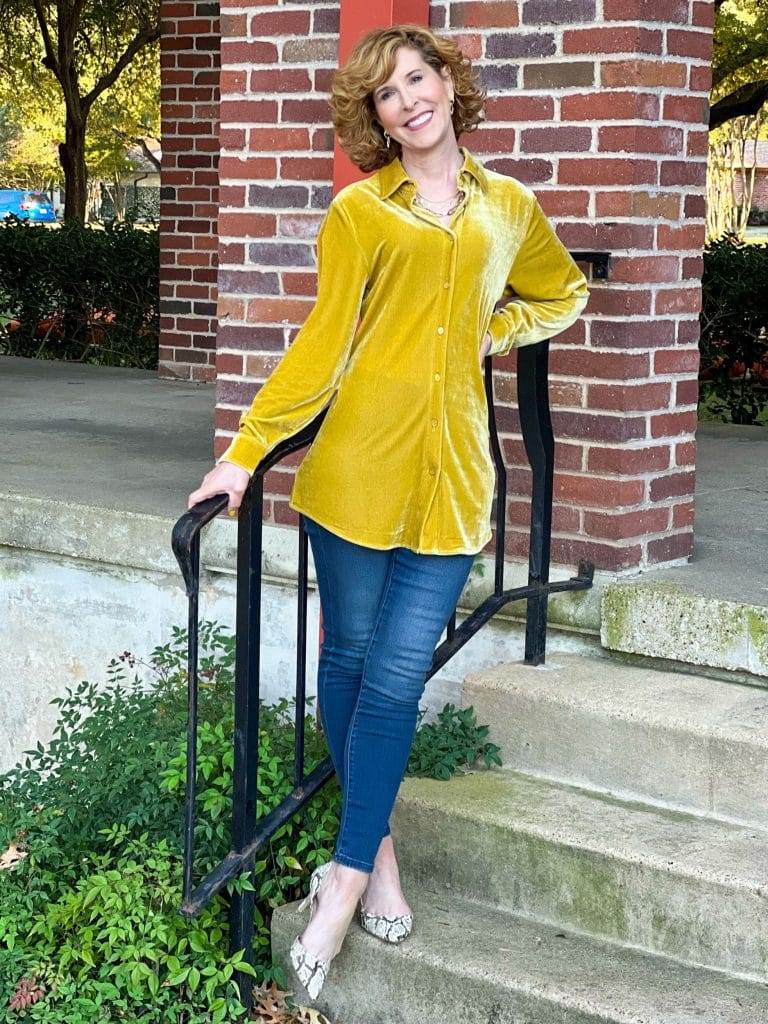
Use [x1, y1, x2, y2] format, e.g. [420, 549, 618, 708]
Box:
[217, 198, 370, 475]
[486, 195, 590, 358]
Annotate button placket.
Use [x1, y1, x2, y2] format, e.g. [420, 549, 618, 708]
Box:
[409, 166, 473, 551]
[425, 241, 455, 488]
[415, 178, 471, 548]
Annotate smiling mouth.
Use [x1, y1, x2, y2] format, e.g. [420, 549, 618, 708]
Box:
[403, 110, 433, 130]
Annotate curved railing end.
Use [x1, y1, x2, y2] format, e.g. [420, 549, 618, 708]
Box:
[171, 494, 229, 596]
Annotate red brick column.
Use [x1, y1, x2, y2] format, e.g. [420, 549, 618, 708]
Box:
[158, 0, 220, 382]
[478, 0, 715, 571]
[212, 0, 714, 572]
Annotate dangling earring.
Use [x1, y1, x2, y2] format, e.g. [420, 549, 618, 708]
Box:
[449, 98, 455, 115]
[383, 129, 391, 148]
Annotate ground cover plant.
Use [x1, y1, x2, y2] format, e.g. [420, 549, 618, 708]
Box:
[0, 621, 501, 1022]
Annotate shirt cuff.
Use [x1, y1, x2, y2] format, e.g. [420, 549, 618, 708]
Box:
[486, 311, 515, 357]
[216, 434, 263, 476]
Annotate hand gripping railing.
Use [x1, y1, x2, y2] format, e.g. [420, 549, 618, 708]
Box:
[171, 251, 608, 1008]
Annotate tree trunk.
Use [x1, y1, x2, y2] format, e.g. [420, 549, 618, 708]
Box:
[59, 109, 87, 223]
[87, 177, 103, 222]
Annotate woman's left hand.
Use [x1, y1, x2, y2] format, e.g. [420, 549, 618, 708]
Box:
[478, 331, 492, 366]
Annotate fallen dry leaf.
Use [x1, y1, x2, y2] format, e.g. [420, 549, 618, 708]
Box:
[250, 979, 334, 1024]
[0, 843, 28, 870]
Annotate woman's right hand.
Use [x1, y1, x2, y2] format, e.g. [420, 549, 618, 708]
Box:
[187, 460, 252, 516]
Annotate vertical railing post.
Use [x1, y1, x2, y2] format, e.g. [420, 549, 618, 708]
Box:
[182, 532, 201, 906]
[517, 341, 554, 665]
[484, 356, 508, 598]
[228, 476, 264, 1010]
[293, 515, 310, 786]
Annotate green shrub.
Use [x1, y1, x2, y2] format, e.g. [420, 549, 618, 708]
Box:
[0, 216, 158, 368]
[0, 621, 501, 1021]
[700, 234, 768, 425]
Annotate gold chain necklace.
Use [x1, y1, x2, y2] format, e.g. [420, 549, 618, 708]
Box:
[403, 157, 466, 218]
[413, 187, 465, 217]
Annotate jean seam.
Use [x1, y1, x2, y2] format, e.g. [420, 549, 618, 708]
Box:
[336, 547, 399, 866]
[308, 521, 337, 770]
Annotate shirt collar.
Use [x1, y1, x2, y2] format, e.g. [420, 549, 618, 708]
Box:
[378, 145, 488, 199]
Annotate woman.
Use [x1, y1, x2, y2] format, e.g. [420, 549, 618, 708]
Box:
[187, 24, 589, 1001]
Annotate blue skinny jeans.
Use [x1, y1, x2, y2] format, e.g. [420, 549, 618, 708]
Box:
[303, 515, 475, 873]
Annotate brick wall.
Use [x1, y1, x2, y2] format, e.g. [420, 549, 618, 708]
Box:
[158, 0, 221, 382]
[186, 0, 715, 572]
[214, 2, 339, 521]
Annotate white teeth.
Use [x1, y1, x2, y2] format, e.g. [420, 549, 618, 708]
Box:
[406, 111, 432, 128]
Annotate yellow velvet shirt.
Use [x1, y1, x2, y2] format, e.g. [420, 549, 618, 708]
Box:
[218, 145, 590, 555]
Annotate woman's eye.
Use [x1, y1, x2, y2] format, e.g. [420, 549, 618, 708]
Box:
[380, 74, 422, 100]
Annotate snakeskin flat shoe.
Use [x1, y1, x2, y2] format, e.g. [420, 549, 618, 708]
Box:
[289, 860, 336, 1000]
[357, 894, 413, 944]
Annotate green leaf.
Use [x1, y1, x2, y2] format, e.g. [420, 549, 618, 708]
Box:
[188, 931, 207, 953]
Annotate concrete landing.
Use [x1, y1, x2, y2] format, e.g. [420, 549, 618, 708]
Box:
[647, 422, 768, 608]
[2, 355, 767, 672]
[1, 354, 765, 582]
[1, 355, 214, 518]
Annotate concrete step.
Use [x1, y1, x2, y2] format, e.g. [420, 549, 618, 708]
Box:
[271, 884, 768, 1023]
[462, 652, 768, 828]
[601, 578, 768, 678]
[390, 766, 768, 981]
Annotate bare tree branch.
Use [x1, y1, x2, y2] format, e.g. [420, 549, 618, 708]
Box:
[31, 0, 61, 81]
[113, 126, 162, 172]
[710, 80, 768, 131]
[82, 21, 160, 110]
[135, 135, 161, 172]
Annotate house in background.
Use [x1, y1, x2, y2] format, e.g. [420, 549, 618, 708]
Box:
[733, 138, 768, 217]
[95, 138, 161, 222]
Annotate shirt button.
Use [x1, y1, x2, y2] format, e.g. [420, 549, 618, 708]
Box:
[443, 281, 449, 289]
[429, 466, 436, 476]
[434, 372, 441, 381]
[437, 325, 444, 334]
[431, 418, 438, 428]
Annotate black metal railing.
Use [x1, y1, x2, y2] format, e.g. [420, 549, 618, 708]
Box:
[171, 250, 609, 1008]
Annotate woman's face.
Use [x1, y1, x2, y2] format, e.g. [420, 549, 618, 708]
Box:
[372, 46, 455, 156]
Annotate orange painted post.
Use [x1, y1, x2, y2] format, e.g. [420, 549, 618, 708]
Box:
[333, 0, 429, 193]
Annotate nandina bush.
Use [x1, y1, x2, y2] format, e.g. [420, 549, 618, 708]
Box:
[0, 621, 501, 1022]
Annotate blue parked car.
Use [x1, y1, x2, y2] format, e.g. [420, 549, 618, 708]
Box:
[0, 189, 57, 223]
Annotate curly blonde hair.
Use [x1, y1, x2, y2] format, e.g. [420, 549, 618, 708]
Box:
[329, 24, 486, 173]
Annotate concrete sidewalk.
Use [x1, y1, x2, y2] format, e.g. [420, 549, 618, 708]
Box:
[1, 355, 214, 519]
